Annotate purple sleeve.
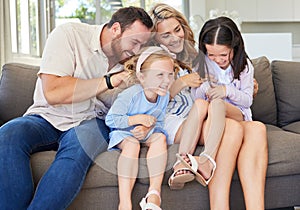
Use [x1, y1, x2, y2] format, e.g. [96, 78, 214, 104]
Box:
[225, 61, 254, 108]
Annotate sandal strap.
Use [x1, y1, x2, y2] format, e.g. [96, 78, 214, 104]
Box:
[186, 153, 199, 172]
[140, 190, 162, 210]
[145, 190, 161, 203]
[172, 159, 182, 169]
[199, 153, 217, 184]
[142, 202, 162, 210]
[199, 153, 217, 168]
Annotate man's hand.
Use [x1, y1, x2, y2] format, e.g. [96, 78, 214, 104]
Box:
[110, 71, 131, 88]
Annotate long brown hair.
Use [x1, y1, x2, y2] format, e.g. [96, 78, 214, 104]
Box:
[149, 3, 197, 69]
[195, 16, 250, 80]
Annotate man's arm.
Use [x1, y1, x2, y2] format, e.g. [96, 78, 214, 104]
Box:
[40, 71, 129, 105]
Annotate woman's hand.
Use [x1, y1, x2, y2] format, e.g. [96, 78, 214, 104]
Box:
[253, 78, 259, 97]
[180, 72, 202, 88]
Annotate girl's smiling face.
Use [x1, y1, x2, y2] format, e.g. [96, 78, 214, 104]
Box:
[139, 58, 175, 101]
[205, 44, 234, 70]
[155, 18, 185, 54]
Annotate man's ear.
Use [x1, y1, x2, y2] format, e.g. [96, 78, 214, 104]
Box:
[111, 22, 122, 38]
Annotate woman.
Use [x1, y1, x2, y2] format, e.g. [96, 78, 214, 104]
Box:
[149, 3, 268, 210]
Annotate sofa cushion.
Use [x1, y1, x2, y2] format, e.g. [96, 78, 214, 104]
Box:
[281, 121, 300, 134]
[0, 63, 39, 124]
[251, 56, 277, 125]
[271, 60, 300, 127]
[266, 129, 300, 177]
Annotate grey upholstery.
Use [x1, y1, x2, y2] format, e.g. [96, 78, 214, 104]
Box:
[1, 60, 300, 210]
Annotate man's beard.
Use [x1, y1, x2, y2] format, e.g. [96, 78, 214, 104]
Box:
[111, 36, 123, 64]
[111, 35, 133, 65]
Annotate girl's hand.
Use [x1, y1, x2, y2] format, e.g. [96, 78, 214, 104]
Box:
[130, 125, 152, 140]
[128, 114, 156, 127]
[139, 114, 156, 127]
[180, 72, 202, 88]
[206, 85, 226, 100]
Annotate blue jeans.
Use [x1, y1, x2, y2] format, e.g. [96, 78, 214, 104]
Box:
[0, 115, 109, 210]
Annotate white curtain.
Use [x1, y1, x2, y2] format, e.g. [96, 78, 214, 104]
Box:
[0, 0, 12, 71]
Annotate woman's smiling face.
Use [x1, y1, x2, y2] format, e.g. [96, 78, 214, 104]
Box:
[155, 17, 185, 54]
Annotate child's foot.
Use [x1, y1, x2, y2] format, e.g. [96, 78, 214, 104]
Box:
[168, 159, 195, 190]
[182, 154, 214, 180]
[176, 153, 217, 186]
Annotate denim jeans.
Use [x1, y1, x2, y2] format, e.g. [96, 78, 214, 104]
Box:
[0, 115, 109, 210]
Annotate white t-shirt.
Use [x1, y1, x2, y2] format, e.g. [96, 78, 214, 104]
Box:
[24, 22, 123, 131]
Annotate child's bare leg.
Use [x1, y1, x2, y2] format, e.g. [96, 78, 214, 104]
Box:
[145, 133, 167, 206]
[177, 99, 209, 154]
[117, 137, 140, 210]
[238, 121, 268, 210]
[201, 98, 226, 159]
[209, 118, 243, 210]
[196, 98, 226, 179]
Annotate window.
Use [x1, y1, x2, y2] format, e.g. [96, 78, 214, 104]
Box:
[8, 0, 188, 63]
[10, 0, 41, 57]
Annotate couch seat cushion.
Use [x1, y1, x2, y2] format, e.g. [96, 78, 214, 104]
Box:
[266, 130, 300, 177]
[282, 121, 300, 134]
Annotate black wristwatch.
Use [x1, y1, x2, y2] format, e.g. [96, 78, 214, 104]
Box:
[104, 74, 114, 89]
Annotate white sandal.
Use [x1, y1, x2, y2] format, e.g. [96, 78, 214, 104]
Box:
[168, 159, 195, 190]
[176, 153, 216, 187]
[139, 190, 162, 210]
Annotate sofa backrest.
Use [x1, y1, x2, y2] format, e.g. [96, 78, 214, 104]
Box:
[0, 63, 39, 125]
[271, 60, 300, 127]
[251, 56, 277, 125]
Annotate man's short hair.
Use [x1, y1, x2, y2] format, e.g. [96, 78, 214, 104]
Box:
[107, 6, 153, 32]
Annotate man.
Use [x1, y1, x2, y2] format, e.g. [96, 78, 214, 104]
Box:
[0, 6, 152, 209]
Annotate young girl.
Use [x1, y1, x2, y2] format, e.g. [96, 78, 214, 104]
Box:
[192, 16, 254, 122]
[105, 46, 177, 210]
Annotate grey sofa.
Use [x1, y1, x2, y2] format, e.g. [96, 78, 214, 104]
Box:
[0, 57, 299, 210]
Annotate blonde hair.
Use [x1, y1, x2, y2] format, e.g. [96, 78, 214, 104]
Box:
[149, 3, 197, 67]
[124, 46, 179, 84]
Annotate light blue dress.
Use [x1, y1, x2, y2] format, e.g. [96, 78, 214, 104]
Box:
[105, 84, 169, 150]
